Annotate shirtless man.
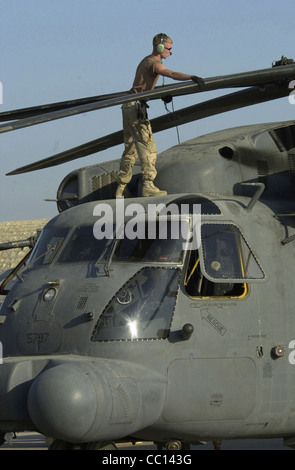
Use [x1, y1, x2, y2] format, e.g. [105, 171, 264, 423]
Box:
[116, 33, 203, 197]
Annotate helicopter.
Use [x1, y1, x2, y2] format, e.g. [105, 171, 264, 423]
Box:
[1, 57, 295, 451]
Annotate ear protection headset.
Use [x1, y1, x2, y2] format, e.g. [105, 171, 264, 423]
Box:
[156, 34, 165, 53]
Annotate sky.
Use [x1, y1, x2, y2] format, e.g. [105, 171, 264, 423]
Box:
[0, 0, 294, 222]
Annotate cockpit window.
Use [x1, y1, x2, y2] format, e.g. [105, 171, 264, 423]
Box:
[201, 224, 264, 280]
[91, 267, 180, 341]
[27, 228, 69, 267]
[57, 226, 112, 263]
[112, 219, 189, 264]
[184, 223, 264, 298]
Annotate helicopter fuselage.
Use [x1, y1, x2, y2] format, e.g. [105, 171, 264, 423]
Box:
[1, 186, 295, 446]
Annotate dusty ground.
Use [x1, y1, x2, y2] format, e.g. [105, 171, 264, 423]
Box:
[0, 219, 49, 272]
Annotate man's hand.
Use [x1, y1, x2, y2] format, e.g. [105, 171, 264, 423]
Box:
[191, 75, 205, 90]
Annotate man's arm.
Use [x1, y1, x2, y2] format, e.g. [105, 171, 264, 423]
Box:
[154, 61, 192, 81]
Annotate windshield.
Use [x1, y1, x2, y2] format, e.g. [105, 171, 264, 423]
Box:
[112, 219, 189, 264]
[26, 217, 191, 269]
[27, 227, 69, 267]
[57, 226, 112, 263]
[27, 225, 113, 267]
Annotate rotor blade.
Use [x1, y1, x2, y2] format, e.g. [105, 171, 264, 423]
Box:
[0, 82, 202, 122]
[1, 64, 295, 134]
[151, 82, 291, 132]
[0, 84, 184, 122]
[0, 81, 207, 122]
[0, 90, 129, 122]
[7, 82, 290, 175]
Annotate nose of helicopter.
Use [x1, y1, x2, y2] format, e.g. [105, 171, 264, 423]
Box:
[28, 362, 108, 442]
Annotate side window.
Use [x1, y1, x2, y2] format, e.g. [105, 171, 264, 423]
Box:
[184, 223, 264, 298]
[201, 224, 264, 281]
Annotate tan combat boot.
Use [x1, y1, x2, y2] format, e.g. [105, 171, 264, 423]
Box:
[116, 184, 133, 197]
[115, 184, 126, 197]
[142, 181, 167, 197]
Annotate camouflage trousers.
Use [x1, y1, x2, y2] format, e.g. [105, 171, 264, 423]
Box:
[117, 101, 158, 185]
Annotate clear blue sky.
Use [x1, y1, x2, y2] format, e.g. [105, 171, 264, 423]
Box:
[0, 0, 294, 221]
